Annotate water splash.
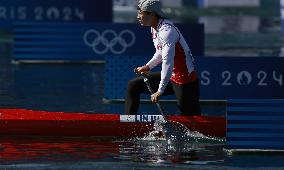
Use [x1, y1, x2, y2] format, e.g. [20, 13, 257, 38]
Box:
[119, 119, 226, 164]
[136, 120, 225, 145]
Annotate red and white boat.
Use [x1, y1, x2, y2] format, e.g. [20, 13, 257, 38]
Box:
[0, 109, 226, 138]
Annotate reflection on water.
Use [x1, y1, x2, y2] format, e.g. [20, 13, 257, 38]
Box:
[0, 137, 120, 164]
[2, 136, 284, 169]
[117, 140, 225, 165]
[0, 136, 226, 166]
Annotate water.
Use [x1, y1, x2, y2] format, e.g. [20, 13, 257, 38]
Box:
[1, 135, 284, 169]
[0, 133, 226, 168]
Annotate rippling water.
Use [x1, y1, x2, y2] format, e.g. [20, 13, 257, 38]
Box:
[0, 134, 226, 168]
[1, 134, 284, 170]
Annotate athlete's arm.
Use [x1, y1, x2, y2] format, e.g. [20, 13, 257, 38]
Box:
[146, 50, 162, 69]
[135, 50, 161, 74]
[157, 26, 179, 93]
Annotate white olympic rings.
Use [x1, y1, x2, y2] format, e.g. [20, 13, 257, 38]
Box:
[83, 29, 136, 55]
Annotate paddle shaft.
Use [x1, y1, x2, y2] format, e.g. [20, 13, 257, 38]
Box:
[141, 73, 168, 122]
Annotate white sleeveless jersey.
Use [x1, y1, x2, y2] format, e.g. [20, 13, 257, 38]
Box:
[146, 19, 197, 93]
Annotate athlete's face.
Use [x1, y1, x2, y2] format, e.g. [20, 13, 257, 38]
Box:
[137, 10, 154, 26]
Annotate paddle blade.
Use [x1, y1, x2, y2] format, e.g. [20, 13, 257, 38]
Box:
[152, 120, 190, 143]
[151, 120, 225, 144]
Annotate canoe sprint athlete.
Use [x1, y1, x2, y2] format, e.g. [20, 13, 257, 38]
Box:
[125, 0, 201, 116]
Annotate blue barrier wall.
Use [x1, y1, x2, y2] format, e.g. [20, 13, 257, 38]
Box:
[13, 23, 203, 61]
[13, 23, 150, 61]
[0, 0, 112, 28]
[227, 99, 284, 150]
[105, 56, 284, 100]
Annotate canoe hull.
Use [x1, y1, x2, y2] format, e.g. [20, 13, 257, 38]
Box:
[0, 109, 226, 138]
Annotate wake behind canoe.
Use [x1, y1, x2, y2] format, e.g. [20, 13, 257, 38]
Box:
[0, 109, 225, 138]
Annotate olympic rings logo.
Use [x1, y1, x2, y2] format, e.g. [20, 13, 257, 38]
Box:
[83, 29, 136, 55]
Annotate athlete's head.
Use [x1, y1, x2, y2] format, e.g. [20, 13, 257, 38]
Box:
[137, 0, 166, 26]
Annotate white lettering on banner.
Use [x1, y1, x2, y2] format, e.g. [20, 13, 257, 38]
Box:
[46, 7, 60, 20]
[34, 7, 84, 21]
[0, 6, 27, 20]
[222, 71, 233, 86]
[257, 71, 268, 86]
[0, 6, 85, 21]
[83, 29, 136, 55]
[273, 71, 283, 86]
[120, 115, 165, 123]
[200, 70, 283, 87]
[201, 70, 210, 86]
[237, 71, 252, 85]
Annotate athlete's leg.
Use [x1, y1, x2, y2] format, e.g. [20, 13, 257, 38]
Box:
[125, 72, 174, 115]
[125, 72, 159, 115]
[172, 80, 201, 116]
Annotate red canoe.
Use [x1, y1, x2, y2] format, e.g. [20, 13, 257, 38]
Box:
[0, 109, 226, 138]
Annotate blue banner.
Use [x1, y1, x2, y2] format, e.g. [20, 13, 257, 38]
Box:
[13, 23, 204, 61]
[198, 57, 284, 99]
[104, 56, 284, 100]
[0, 0, 112, 28]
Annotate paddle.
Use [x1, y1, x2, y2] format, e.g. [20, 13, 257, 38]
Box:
[139, 72, 189, 141]
[140, 72, 168, 123]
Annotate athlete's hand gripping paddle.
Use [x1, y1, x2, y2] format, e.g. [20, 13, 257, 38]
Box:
[135, 71, 190, 142]
[140, 72, 168, 123]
